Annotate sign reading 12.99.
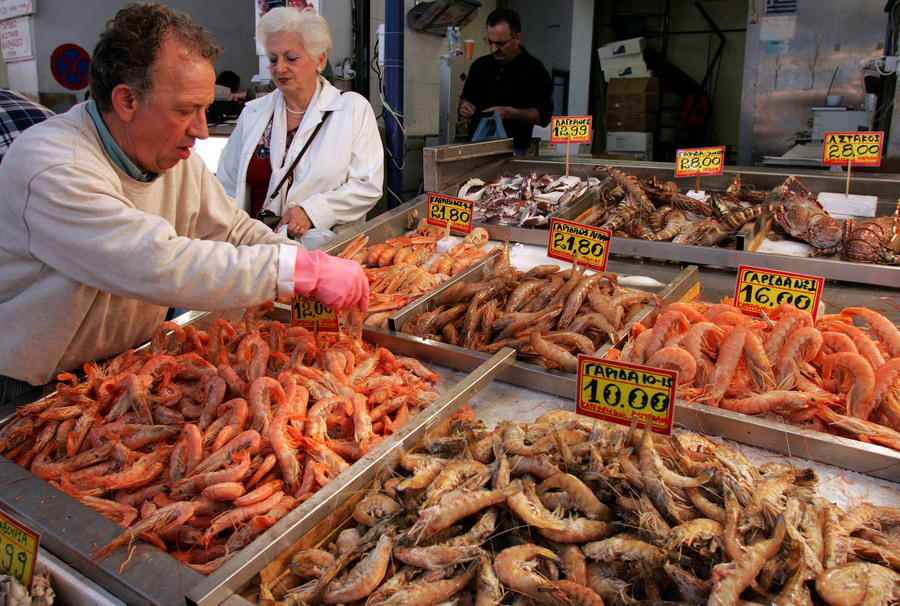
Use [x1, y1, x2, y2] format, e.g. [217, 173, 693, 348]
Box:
[550, 116, 592, 144]
[547, 218, 611, 271]
[675, 146, 725, 178]
[577, 354, 675, 435]
[734, 265, 823, 320]
[0, 510, 38, 590]
[426, 193, 472, 234]
[822, 132, 883, 166]
[291, 296, 339, 332]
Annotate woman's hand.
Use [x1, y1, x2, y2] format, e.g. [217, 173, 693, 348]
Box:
[277, 206, 313, 238]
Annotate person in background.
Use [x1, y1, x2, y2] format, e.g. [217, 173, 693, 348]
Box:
[458, 8, 553, 155]
[0, 2, 368, 406]
[216, 7, 383, 249]
[0, 89, 54, 164]
[216, 70, 243, 94]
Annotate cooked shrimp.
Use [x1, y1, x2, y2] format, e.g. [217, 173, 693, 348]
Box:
[822, 352, 875, 419]
[494, 544, 562, 603]
[645, 346, 697, 385]
[842, 306, 900, 358]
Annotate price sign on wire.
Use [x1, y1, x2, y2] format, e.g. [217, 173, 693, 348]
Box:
[0, 509, 38, 589]
[734, 265, 824, 320]
[675, 146, 725, 178]
[577, 354, 676, 435]
[291, 296, 339, 332]
[550, 116, 592, 144]
[822, 132, 883, 166]
[426, 193, 473, 234]
[547, 218, 611, 272]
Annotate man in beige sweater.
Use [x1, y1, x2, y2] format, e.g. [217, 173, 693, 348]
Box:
[0, 3, 368, 405]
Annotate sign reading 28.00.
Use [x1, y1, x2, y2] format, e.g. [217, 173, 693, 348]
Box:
[550, 116, 592, 144]
[426, 193, 473, 234]
[822, 132, 883, 166]
[292, 296, 339, 332]
[547, 218, 611, 271]
[577, 354, 675, 435]
[734, 265, 823, 320]
[675, 146, 725, 177]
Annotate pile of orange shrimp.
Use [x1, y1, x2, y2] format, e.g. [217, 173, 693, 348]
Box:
[0, 304, 443, 574]
[338, 223, 498, 328]
[609, 298, 900, 451]
[250, 411, 900, 606]
[401, 248, 662, 373]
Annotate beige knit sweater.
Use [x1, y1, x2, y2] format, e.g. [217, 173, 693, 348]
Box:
[0, 103, 291, 385]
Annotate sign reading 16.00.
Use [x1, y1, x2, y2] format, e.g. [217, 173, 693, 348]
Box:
[734, 265, 824, 320]
[675, 146, 725, 178]
[426, 193, 473, 234]
[547, 218, 611, 272]
[292, 296, 339, 332]
[576, 354, 676, 435]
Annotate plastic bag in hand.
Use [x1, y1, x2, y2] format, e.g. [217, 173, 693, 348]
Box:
[293, 249, 369, 312]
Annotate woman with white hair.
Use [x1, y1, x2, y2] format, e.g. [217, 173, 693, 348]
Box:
[217, 7, 383, 248]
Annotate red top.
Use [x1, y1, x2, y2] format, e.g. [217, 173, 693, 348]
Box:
[246, 118, 298, 218]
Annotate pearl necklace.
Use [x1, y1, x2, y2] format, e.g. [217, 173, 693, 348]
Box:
[285, 106, 306, 116]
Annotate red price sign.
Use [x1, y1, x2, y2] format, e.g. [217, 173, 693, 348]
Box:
[822, 132, 883, 166]
[675, 146, 725, 178]
[550, 116, 592, 144]
[291, 296, 339, 332]
[734, 265, 823, 320]
[547, 218, 611, 272]
[577, 354, 675, 435]
[426, 193, 473, 234]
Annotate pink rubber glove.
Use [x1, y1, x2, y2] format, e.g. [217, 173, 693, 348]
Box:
[293, 249, 369, 312]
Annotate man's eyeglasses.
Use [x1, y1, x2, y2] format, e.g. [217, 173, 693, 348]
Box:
[484, 36, 513, 48]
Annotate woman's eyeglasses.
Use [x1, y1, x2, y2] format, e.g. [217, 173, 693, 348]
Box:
[484, 36, 513, 47]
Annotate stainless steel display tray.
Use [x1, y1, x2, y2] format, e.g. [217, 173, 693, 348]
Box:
[420, 142, 900, 287]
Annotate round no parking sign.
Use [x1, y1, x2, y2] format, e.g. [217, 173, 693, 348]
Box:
[51, 44, 90, 90]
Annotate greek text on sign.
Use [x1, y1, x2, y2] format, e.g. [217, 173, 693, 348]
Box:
[0, 0, 33, 20]
[547, 218, 611, 272]
[426, 193, 472, 234]
[550, 116, 592, 144]
[734, 265, 823, 320]
[822, 132, 883, 166]
[576, 354, 675, 435]
[291, 296, 339, 332]
[0, 510, 38, 589]
[0, 16, 31, 62]
[675, 146, 725, 177]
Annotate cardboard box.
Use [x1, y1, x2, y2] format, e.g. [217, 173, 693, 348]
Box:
[606, 131, 653, 152]
[607, 111, 658, 132]
[597, 37, 646, 61]
[603, 65, 653, 80]
[599, 54, 645, 73]
[606, 77, 659, 113]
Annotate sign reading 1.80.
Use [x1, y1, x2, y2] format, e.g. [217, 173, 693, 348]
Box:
[576, 354, 676, 435]
[547, 218, 611, 271]
[426, 193, 472, 234]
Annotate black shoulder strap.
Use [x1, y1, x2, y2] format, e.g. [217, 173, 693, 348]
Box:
[267, 106, 335, 203]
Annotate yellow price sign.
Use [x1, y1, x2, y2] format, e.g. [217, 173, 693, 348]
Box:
[674, 146, 725, 178]
[547, 218, 611, 272]
[734, 265, 824, 320]
[291, 296, 339, 332]
[426, 193, 473, 234]
[577, 354, 675, 435]
[822, 132, 883, 166]
[550, 116, 592, 144]
[0, 510, 38, 589]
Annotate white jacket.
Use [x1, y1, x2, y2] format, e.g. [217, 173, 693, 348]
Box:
[217, 77, 383, 238]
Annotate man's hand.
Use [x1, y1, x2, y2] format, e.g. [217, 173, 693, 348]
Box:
[483, 105, 541, 126]
[228, 91, 248, 103]
[276, 206, 313, 239]
[459, 99, 477, 118]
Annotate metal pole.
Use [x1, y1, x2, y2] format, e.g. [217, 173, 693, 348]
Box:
[384, 0, 404, 209]
[353, 0, 370, 99]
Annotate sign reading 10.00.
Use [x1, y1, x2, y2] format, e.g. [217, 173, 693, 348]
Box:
[576, 354, 676, 435]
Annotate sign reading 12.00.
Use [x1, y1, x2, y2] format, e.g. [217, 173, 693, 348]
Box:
[547, 218, 611, 271]
[426, 193, 472, 234]
[0, 510, 38, 589]
[550, 116, 592, 144]
[822, 131, 883, 166]
[675, 146, 725, 178]
[291, 296, 339, 332]
[734, 265, 824, 320]
[576, 354, 676, 435]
